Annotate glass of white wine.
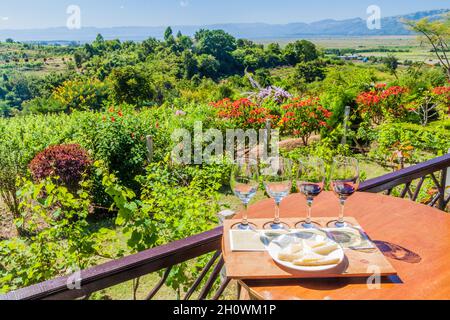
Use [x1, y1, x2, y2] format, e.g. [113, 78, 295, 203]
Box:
[230, 158, 259, 230]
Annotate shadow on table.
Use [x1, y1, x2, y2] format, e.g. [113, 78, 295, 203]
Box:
[249, 256, 403, 291]
[373, 241, 422, 264]
[245, 275, 401, 291]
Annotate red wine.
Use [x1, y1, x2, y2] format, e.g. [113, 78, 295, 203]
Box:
[298, 183, 323, 198]
[332, 182, 357, 198]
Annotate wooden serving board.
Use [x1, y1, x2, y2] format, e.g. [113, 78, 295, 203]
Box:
[222, 217, 398, 280]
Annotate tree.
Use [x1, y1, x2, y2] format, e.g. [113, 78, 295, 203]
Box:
[164, 26, 174, 41]
[176, 35, 194, 52]
[383, 54, 399, 79]
[109, 65, 155, 105]
[5, 38, 14, 43]
[95, 33, 105, 44]
[194, 29, 237, 75]
[292, 60, 326, 83]
[405, 14, 450, 79]
[140, 37, 160, 58]
[284, 40, 319, 66]
[196, 54, 220, 79]
[182, 51, 198, 79]
[195, 29, 236, 59]
[267, 43, 282, 55]
[73, 50, 85, 68]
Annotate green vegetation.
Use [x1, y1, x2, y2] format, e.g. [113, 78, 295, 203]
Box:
[0, 16, 449, 299]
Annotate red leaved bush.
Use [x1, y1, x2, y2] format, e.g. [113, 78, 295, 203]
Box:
[356, 85, 408, 124]
[29, 144, 92, 190]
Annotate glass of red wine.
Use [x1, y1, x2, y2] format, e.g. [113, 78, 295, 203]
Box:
[295, 157, 326, 229]
[329, 157, 360, 228]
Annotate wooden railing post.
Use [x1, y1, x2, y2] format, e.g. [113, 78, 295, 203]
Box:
[146, 135, 153, 162]
[439, 167, 448, 210]
[447, 149, 450, 190]
[444, 149, 450, 210]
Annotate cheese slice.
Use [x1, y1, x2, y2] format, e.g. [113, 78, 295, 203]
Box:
[278, 242, 305, 262]
[294, 256, 341, 266]
[278, 251, 304, 262]
[305, 239, 329, 249]
[312, 243, 339, 256]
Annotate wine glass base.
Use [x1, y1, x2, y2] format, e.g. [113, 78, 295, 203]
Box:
[295, 221, 321, 230]
[263, 222, 290, 231]
[326, 220, 353, 228]
[232, 223, 257, 230]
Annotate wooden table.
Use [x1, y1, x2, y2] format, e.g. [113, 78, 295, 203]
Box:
[226, 192, 450, 300]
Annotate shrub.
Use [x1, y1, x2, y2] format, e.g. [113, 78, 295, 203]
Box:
[356, 85, 409, 125]
[0, 178, 114, 293]
[109, 65, 156, 106]
[371, 122, 450, 163]
[212, 98, 277, 130]
[29, 144, 92, 191]
[431, 86, 450, 116]
[291, 60, 326, 84]
[0, 147, 22, 221]
[52, 78, 111, 112]
[279, 97, 332, 145]
[21, 96, 65, 114]
[99, 159, 221, 293]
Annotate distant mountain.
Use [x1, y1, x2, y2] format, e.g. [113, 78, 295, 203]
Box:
[0, 9, 448, 43]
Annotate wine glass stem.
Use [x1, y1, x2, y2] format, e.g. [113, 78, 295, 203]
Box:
[242, 203, 249, 226]
[274, 201, 281, 224]
[306, 199, 313, 224]
[339, 199, 346, 224]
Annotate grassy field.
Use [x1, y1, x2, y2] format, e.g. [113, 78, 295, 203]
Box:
[257, 36, 436, 63]
[0, 45, 72, 76]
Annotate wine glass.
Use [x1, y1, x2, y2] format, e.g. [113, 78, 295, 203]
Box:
[296, 157, 326, 229]
[329, 157, 360, 228]
[230, 158, 260, 230]
[261, 157, 293, 230]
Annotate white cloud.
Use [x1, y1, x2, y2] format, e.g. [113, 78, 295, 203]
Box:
[1, 17, 9, 21]
[180, 0, 189, 7]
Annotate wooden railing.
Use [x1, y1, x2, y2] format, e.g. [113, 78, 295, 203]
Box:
[360, 153, 450, 210]
[2, 153, 449, 301]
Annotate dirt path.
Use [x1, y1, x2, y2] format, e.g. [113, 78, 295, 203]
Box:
[0, 200, 16, 240]
[248, 135, 320, 158]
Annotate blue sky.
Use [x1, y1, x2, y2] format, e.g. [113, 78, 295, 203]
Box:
[0, 0, 449, 29]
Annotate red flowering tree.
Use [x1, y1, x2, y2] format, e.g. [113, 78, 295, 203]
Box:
[431, 86, 450, 115]
[280, 97, 332, 146]
[356, 85, 408, 125]
[29, 144, 92, 191]
[211, 98, 279, 129]
[211, 96, 331, 145]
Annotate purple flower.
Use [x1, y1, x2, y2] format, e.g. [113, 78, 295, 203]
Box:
[257, 87, 273, 100]
[272, 86, 292, 102]
[175, 110, 186, 116]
